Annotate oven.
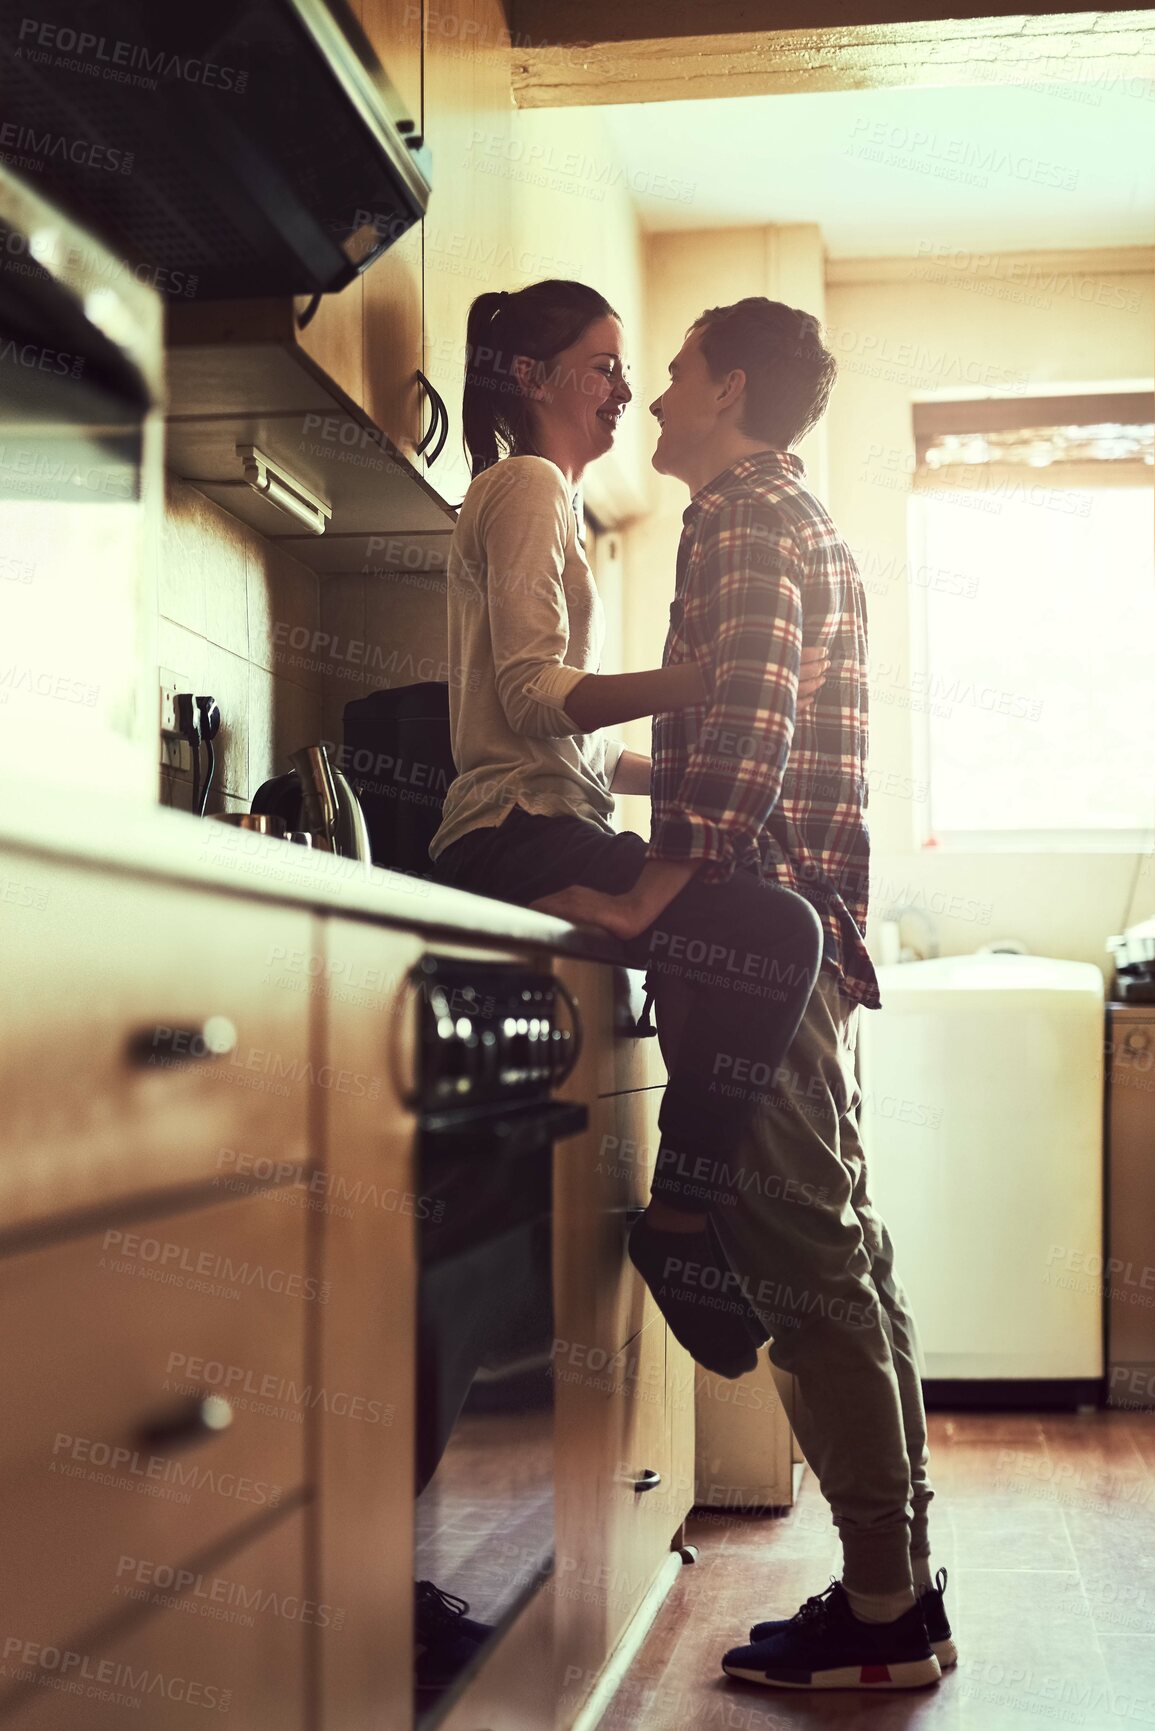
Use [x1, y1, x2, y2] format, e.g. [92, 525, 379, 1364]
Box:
[408, 953, 585, 1722]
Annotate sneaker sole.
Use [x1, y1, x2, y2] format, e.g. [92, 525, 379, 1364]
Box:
[744, 1627, 962, 1668]
[723, 1654, 943, 1690]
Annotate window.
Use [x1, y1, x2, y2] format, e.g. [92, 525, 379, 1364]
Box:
[910, 392, 1155, 850]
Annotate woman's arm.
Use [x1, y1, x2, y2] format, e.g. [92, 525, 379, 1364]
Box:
[480, 463, 591, 738]
[564, 664, 706, 732]
[609, 749, 652, 797]
[568, 644, 831, 734]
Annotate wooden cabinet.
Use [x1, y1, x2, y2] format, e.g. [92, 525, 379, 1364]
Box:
[363, 223, 426, 459]
[313, 918, 425, 1731]
[0, 837, 696, 1730]
[363, 0, 423, 127]
[0, 1194, 309, 1667]
[0, 846, 323, 1731]
[362, 0, 427, 458]
[165, 0, 519, 534]
[3, 1511, 310, 1731]
[296, 281, 366, 411]
[553, 956, 693, 1727]
[0, 859, 313, 1237]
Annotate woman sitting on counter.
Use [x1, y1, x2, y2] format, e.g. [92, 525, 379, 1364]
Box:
[427, 277, 826, 1378]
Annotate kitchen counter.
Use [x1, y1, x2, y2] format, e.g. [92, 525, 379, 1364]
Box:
[0, 778, 628, 966]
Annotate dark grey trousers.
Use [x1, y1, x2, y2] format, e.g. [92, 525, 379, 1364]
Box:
[433, 806, 824, 1214]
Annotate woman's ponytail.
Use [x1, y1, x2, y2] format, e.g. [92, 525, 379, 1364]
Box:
[461, 279, 618, 481]
[462, 291, 508, 478]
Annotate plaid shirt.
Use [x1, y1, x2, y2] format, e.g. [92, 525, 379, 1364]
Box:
[649, 449, 880, 1010]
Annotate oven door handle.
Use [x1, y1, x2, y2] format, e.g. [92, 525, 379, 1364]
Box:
[551, 974, 583, 1086]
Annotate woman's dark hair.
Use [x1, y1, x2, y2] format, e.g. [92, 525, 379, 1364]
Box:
[462, 279, 619, 478]
[692, 298, 837, 448]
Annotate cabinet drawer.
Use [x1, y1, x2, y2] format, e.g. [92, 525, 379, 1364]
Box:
[0, 1193, 310, 1664]
[0, 856, 314, 1234]
[2, 1509, 309, 1730]
[554, 1312, 676, 1697]
[555, 1087, 662, 1366]
[606, 1317, 681, 1642]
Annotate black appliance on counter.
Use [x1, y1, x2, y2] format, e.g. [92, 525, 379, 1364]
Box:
[342, 683, 455, 877]
[0, 0, 431, 298]
[409, 952, 585, 1714]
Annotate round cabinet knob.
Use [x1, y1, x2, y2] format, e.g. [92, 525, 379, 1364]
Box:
[128, 1015, 238, 1066]
[634, 1468, 662, 1493]
[1124, 1028, 1151, 1054]
[138, 1394, 234, 1451]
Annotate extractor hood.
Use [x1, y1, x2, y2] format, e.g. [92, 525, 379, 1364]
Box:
[0, 0, 431, 299]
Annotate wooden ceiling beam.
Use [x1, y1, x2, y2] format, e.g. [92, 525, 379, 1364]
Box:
[508, 5, 1155, 106]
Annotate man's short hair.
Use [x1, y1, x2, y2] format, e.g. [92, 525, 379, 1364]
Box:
[692, 298, 837, 448]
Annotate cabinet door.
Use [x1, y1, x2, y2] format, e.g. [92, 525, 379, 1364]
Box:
[362, 0, 426, 455]
[2, 1511, 308, 1731]
[363, 0, 422, 128]
[363, 224, 425, 458]
[422, 0, 512, 507]
[0, 854, 314, 1236]
[315, 919, 426, 1731]
[296, 281, 365, 410]
[553, 1304, 682, 1720]
[0, 1195, 309, 1671]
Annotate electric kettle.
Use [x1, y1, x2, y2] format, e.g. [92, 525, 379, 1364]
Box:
[251, 743, 372, 863]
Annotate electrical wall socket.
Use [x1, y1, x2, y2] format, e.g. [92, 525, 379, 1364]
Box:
[161, 735, 193, 774]
[159, 670, 194, 775]
[159, 669, 192, 736]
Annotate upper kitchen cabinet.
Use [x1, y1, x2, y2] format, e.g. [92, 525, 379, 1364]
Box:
[294, 281, 366, 411]
[165, 297, 456, 577]
[364, 0, 423, 126]
[158, 0, 454, 575]
[362, 0, 427, 461]
[422, 0, 515, 507]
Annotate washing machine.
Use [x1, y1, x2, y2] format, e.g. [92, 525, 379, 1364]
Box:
[857, 954, 1105, 1403]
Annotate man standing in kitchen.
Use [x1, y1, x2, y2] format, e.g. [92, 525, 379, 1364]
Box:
[539, 297, 954, 1693]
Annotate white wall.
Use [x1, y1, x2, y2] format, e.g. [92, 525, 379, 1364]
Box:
[505, 105, 649, 521]
[825, 249, 1154, 973]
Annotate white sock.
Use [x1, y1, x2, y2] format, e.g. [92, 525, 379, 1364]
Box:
[843, 1583, 917, 1623]
[911, 1554, 935, 1594]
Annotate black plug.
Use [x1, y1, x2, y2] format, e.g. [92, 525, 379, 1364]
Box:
[175, 692, 197, 742]
[195, 695, 221, 742]
[194, 696, 220, 818]
[173, 692, 202, 814]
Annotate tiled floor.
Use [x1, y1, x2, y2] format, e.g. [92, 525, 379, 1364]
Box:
[597, 1409, 1155, 1730]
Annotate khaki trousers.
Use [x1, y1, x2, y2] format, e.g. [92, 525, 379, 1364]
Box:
[692, 968, 935, 1597]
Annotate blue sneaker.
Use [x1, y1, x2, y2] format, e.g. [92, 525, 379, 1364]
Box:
[749, 1565, 957, 1670]
[723, 1579, 942, 1691]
